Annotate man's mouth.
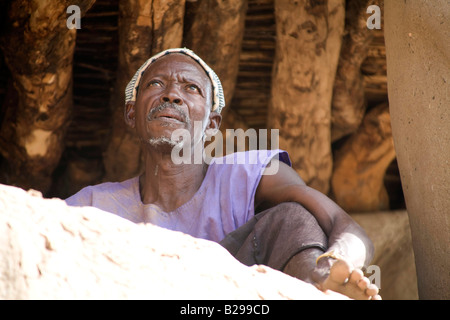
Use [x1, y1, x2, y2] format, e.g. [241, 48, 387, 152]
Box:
[154, 110, 184, 123]
[147, 102, 189, 125]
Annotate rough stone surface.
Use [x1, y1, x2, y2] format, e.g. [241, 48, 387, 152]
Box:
[385, 0, 450, 299]
[0, 184, 346, 300]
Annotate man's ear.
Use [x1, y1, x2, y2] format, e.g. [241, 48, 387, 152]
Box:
[124, 102, 136, 128]
[205, 111, 222, 137]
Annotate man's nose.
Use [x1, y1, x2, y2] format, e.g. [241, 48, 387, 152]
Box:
[161, 85, 183, 105]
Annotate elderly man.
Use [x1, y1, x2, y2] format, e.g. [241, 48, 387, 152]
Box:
[66, 48, 380, 300]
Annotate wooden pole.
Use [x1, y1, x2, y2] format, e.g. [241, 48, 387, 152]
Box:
[0, 0, 95, 194]
[268, 0, 345, 193]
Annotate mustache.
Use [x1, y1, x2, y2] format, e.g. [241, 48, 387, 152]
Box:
[147, 102, 190, 125]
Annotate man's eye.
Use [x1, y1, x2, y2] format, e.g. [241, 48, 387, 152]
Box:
[147, 80, 162, 87]
[187, 84, 200, 92]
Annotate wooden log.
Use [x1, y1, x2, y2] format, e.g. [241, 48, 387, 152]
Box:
[268, 0, 345, 194]
[331, 0, 379, 142]
[103, 0, 185, 182]
[0, 0, 95, 194]
[183, 0, 248, 107]
[331, 103, 396, 213]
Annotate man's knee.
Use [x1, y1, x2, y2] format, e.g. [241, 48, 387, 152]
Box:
[252, 201, 327, 270]
[259, 201, 327, 248]
[268, 201, 302, 212]
[221, 201, 327, 271]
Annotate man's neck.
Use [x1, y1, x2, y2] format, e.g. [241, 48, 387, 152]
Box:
[139, 147, 208, 213]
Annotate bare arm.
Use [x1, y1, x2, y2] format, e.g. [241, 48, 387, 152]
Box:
[255, 159, 374, 268]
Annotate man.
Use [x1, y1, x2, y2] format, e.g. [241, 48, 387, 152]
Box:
[66, 48, 380, 300]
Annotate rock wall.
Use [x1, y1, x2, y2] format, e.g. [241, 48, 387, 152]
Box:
[384, 0, 450, 300]
[0, 184, 346, 300]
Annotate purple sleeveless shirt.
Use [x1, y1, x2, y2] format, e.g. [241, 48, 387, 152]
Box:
[65, 149, 291, 242]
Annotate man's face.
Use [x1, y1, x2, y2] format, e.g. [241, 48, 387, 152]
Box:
[132, 54, 215, 148]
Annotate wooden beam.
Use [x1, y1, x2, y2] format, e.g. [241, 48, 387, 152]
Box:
[0, 0, 95, 194]
[268, 0, 345, 193]
[183, 0, 248, 119]
[331, 0, 380, 142]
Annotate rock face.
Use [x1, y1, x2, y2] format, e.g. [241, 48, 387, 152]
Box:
[0, 184, 345, 300]
[384, 0, 450, 299]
